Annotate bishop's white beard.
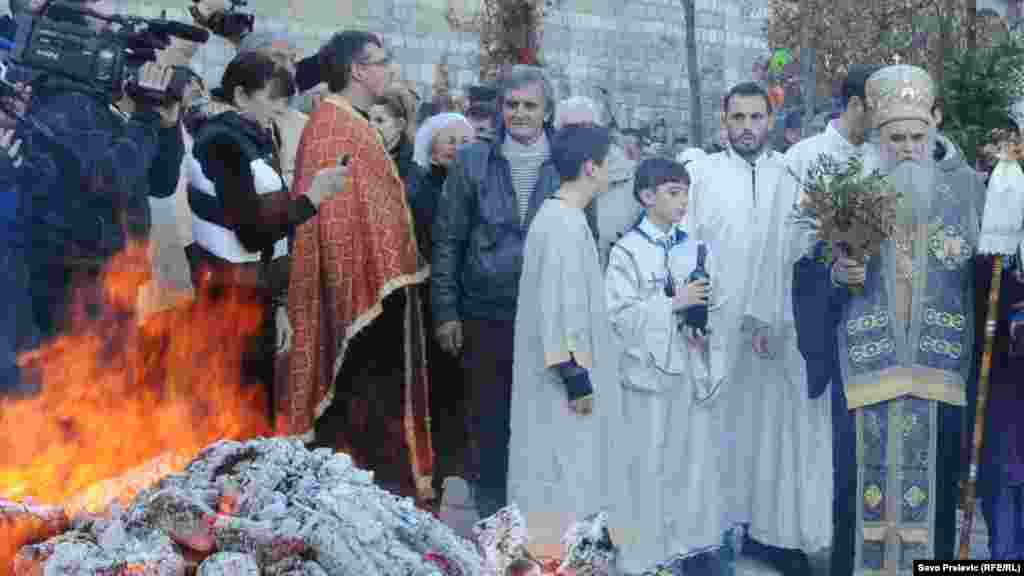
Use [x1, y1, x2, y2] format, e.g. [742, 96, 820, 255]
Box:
[887, 158, 937, 223]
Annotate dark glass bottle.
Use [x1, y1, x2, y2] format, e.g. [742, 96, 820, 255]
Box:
[684, 242, 710, 336]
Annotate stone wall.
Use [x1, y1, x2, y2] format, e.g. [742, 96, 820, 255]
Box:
[5, 0, 768, 146]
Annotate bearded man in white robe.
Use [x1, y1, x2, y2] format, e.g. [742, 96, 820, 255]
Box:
[689, 81, 833, 574]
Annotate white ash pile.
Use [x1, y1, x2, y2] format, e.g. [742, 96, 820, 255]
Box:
[13, 438, 485, 575]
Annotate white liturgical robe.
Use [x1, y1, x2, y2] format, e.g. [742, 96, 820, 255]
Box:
[605, 216, 728, 571]
[689, 146, 833, 553]
[508, 198, 623, 558]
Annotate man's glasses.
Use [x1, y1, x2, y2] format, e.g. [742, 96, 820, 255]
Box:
[359, 55, 393, 67]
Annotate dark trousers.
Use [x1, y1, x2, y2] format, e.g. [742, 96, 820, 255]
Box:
[422, 287, 469, 497]
[935, 404, 962, 558]
[832, 371, 857, 576]
[0, 243, 39, 395]
[461, 317, 515, 518]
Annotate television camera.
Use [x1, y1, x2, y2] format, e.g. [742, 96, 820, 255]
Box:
[188, 0, 254, 40]
[8, 1, 209, 105]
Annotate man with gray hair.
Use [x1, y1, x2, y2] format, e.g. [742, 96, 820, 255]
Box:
[555, 95, 638, 267]
[432, 65, 561, 516]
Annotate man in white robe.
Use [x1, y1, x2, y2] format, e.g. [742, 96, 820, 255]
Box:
[689, 82, 831, 574]
[783, 64, 880, 576]
[508, 125, 623, 559]
[605, 157, 727, 573]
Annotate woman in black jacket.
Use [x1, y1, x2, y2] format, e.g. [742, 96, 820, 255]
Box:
[411, 112, 475, 501]
[188, 51, 347, 421]
[369, 86, 420, 195]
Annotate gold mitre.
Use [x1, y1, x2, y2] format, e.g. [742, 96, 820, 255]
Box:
[866, 65, 935, 129]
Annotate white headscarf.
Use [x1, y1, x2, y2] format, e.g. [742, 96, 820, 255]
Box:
[413, 112, 474, 168]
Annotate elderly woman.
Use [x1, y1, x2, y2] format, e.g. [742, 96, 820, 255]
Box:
[412, 112, 475, 501]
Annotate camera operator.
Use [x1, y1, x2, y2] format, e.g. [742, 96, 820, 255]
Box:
[0, 124, 39, 393]
[17, 0, 188, 337]
[188, 0, 326, 94]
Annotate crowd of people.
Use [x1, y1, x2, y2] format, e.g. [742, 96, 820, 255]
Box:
[1, 0, 1023, 574]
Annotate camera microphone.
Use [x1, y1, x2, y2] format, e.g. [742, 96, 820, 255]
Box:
[146, 19, 210, 44]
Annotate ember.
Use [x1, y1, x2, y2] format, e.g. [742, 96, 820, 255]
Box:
[0, 242, 272, 571]
[13, 438, 485, 575]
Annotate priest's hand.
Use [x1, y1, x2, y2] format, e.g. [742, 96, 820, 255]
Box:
[306, 162, 350, 208]
[437, 320, 463, 355]
[674, 278, 711, 310]
[832, 257, 866, 287]
[569, 395, 593, 416]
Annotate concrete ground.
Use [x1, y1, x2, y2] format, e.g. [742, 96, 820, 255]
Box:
[436, 479, 992, 574]
[734, 505, 992, 575]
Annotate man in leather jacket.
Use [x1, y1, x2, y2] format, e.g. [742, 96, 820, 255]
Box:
[431, 65, 561, 517]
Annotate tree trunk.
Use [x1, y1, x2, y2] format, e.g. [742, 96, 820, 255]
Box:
[800, 0, 814, 136]
[682, 0, 703, 146]
[934, 0, 955, 88]
[966, 0, 977, 53]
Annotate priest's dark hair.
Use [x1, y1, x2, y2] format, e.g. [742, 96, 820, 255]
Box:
[320, 30, 384, 93]
[633, 158, 690, 204]
[551, 124, 612, 183]
[841, 64, 882, 109]
[723, 82, 772, 114]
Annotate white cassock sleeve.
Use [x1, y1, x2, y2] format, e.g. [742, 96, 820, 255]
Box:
[536, 221, 598, 371]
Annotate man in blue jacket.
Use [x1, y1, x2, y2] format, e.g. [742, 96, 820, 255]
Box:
[431, 65, 561, 517]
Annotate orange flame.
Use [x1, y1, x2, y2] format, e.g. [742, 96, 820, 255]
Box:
[0, 241, 272, 569]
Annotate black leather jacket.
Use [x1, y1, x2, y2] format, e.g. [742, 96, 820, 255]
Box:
[430, 126, 561, 325]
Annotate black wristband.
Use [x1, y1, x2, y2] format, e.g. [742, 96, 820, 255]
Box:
[564, 370, 594, 401]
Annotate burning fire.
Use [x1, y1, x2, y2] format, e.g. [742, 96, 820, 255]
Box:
[0, 241, 272, 568]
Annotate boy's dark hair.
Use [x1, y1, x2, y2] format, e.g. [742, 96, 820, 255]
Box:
[552, 125, 612, 183]
[633, 158, 690, 204]
[320, 30, 383, 93]
[723, 82, 772, 115]
[841, 64, 881, 109]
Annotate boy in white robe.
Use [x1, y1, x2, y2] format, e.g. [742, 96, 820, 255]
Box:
[605, 158, 729, 573]
[508, 125, 624, 560]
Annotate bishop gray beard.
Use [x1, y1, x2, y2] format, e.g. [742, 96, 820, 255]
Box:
[887, 159, 936, 221]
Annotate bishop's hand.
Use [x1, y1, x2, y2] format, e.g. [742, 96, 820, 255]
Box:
[832, 257, 866, 287]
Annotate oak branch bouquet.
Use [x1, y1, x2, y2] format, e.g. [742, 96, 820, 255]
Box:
[789, 154, 903, 295]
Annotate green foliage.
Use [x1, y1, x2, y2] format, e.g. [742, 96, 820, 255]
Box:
[939, 31, 1024, 165]
[789, 154, 901, 270]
